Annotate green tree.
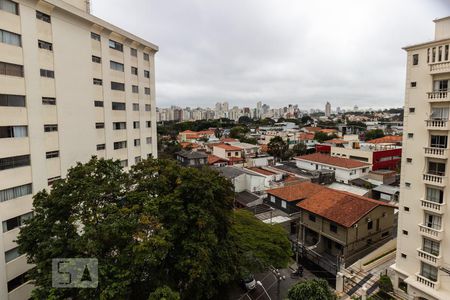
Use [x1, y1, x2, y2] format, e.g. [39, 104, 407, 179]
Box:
[378, 275, 393, 297]
[229, 126, 248, 139]
[292, 142, 307, 156]
[314, 132, 337, 143]
[239, 136, 258, 145]
[148, 286, 180, 300]
[301, 115, 313, 124]
[231, 210, 292, 276]
[288, 279, 337, 300]
[238, 116, 253, 125]
[267, 136, 288, 161]
[365, 129, 385, 141]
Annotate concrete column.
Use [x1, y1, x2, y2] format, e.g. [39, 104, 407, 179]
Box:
[336, 272, 344, 293]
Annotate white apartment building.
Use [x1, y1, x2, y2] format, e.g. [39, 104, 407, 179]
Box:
[0, 0, 157, 298]
[391, 16, 450, 300]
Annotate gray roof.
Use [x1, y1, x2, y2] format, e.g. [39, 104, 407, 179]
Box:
[235, 191, 260, 206]
[372, 184, 400, 195]
[216, 166, 247, 179]
[176, 150, 208, 159]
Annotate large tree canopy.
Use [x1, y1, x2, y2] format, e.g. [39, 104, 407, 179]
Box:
[18, 157, 291, 300]
[288, 279, 337, 300]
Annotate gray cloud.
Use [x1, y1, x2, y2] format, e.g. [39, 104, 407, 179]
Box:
[92, 0, 449, 110]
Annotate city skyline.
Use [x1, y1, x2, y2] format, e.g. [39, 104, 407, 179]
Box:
[92, 0, 448, 109]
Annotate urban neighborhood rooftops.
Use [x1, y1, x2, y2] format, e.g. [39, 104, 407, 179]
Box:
[294, 153, 370, 169]
[213, 143, 243, 151]
[266, 181, 325, 202]
[366, 135, 402, 144]
[176, 150, 208, 159]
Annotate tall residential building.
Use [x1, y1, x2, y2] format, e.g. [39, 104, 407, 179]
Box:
[325, 101, 331, 117]
[0, 0, 158, 299]
[391, 16, 450, 300]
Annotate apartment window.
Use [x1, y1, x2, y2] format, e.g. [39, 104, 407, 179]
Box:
[94, 100, 103, 107]
[45, 151, 59, 159]
[431, 107, 449, 120]
[2, 212, 32, 232]
[428, 161, 445, 176]
[146, 121, 151, 128]
[412, 54, 419, 65]
[404, 206, 410, 212]
[0, 94, 24, 107]
[108, 39, 123, 52]
[432, 47, 436, 62]
[0, 184, 32, 203]
[110, 61, 124, 72]
[406, 158, 412, 163]
[5, 246, 21, 263]
[426, 187, 443, 204]
[410, 81, 416, 88]
[144, 87, 150, 95]
[433, 80, 449, 92]
[0, 0, 19, 15]
[145, 104, 151, 111]
[0, 29, 21, 46]
[146, 137, 152, 144]
[7, 271, 29, 292]
[111, 81, 125, 91]
[96, 144, 105, 150]
[401, 253, 407, 259]
[40, 69, 54, 78]
[112, 102, 126, 110]
[308, 214, 316, 222]
[143, 53, 149, 61]
[0, 126, 27, 138]
[91, 32, 100, 41]
[133, 121, 140, 129]
[36, 10, 51, 23]
[144, 70, 150, 78]
[114, 141, 127, 150]
[131, 67, 138, 75]
[132, 85, 139, 93]
[134, 139, 140, 146]
[44, 124, 57, 132]
[421, 262, 438, 282]
[119, 159, 128, 167]
[113, 122, 126, 130]
[430, 135, 447, 148]
[438, 46, 443, 62]
[95, 122, 104, 129]
[38, 40, 52, 51]
[407, 133, 414, 139]
[402, 230, 408, 235]
[424, 213, 442, 230]
[42, 97, 56, 105]
[92, 55, 101, 63]
[281, 200, 286, 209]
[367, 220, 373, 230]
[0, 155, 30, 170]
[270, 195, 275, 203]
[93, 78, 102, 85]
[423, 238, 440, 256]
[329, 223, 337, 233]
[409, 107, 415, 113]
[135, 156, 142, 164]
[130, 48, 137, 57]
[0, 61, 23, 77]
[445, 45, 449, 61]
[132, 103, 139, 111]
[47, 176, 61, 186]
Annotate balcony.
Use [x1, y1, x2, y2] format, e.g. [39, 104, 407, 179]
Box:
[424, 147, 448, 159]
[423, 173, 446, 187]
[417, 248, 442, 267]
[421, 199, 446, 214]
[419, 224, 444, 240]
[430, 61, 450, 74]
[416, 273, 439, 290]
[425, 120, 450, 130]
[427, 91, 450, 102]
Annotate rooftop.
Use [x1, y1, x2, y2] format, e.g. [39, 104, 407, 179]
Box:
[267, 181, 325, 202]
[295, 153, 370, 169]
[246, 167, 276, 176]
[176, 150, 208, 159]
[214, 143, 243, 151]
[235, 191, 260, 206]
[366, 136, 402, 144]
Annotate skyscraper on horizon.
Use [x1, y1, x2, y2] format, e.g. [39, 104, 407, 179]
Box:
[325, 101, 331, 117]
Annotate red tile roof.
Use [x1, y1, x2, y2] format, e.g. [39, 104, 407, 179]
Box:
[266, 181, 325, 202]
[299, 133, 315, 140]
[214, 143, 243, 151]
[303, 127, 322, 133]
[247, 167, 276, 176]
[295, 153, 370, 169]
[324, 139, 348, 144]
[221, 138, 239, 142]
[366, 136, 402, 144]
[207, 155, 228, 165]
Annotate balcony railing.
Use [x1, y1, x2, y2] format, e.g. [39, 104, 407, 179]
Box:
[417, 248, 441, 266]
[430, 61, 450, 74]
[419, 224, 444, 240]
[424, 147, 448, 159]
[416, 273, 439, 289]
[421, 199, 446, 214]
[423, 173, 446, 187]
[427, 91, 449, 102]
[425, 119, 449, 130]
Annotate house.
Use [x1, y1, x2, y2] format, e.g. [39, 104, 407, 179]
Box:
[207, 154, 229, 167]
[227, 142, 260, 157]
[176, 150, 208, 167]
[294, 153, 371, 183]
[265, 182, 396, 275]
[212, 143, 244, 165]
[216, 166, 266, 193]
[246, 154, 275, 167]
[178, 129, 216, 142]
[245, 167, 283, 188]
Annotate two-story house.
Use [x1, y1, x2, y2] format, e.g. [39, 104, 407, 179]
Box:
[176, 150, 208, 167]
[212, 143, 244, 165]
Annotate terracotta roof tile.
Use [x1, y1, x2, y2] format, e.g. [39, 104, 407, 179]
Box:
[366, 136, 402, 144]
[247, 167, 276, 176]
[324, 139, 348, 144]
[214, 143, 243, 151]
[295, 153, 370, 169]
[266, 181, 325, 202]
[208, 155, 227, 165]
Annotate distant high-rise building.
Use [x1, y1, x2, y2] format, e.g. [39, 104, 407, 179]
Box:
[325, 102, 331, 117]
[336, 106, 341, 114]
[391, 16, 450, 300]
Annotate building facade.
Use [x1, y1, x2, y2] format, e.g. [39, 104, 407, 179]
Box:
[0, 0, 157, 298]
[391, 17, 450, 300]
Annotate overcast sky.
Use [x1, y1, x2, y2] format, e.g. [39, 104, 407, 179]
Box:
[92, 0, 450, 110]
